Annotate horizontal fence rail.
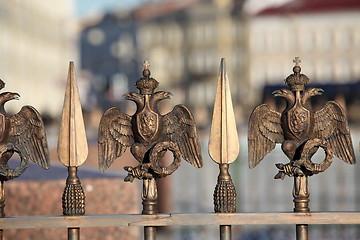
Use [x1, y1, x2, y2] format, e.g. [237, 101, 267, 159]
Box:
[1, 212, 360, 230]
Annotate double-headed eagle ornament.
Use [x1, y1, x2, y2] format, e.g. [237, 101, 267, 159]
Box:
[98, 62, 203, 182]
[248, 58, 356, 179]
[0, 80, 50, 181]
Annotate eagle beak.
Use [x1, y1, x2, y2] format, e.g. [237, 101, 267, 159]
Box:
[316, 88, 324, 95]
[13, 93, 20, 100]
[272, 90, 282, 97]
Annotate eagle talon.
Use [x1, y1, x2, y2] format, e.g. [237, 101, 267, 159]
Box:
[293, 167, 304, 177]
[274, 171, 286, 180]
[124, 164, 153, 181]
[124, 174, 135, 183]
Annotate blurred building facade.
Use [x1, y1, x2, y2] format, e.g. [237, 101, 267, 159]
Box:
[79, 0, 248, 126]
[80, 11, 140, 111]
[246, 0, 360, 111]
[0, 0, 76, 117]
[134, 0, 247, 105]
[79, 0, 360, 126]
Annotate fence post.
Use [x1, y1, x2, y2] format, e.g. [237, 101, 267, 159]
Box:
[58, 62, 88, 240]
[97, 61, 203, 240]
[248, 57, 356, 240]
[0, 79, 50, 240]
[0, 180, 4, 240]
[209, 58, 239, 240]
[293, 175, 309, 240]
[142, 178, 158, 240]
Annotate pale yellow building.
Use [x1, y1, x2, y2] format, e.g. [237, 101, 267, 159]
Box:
[245, 0, 360, 104]
[134, 0, 247, 125]
[0, 0, 76, 117]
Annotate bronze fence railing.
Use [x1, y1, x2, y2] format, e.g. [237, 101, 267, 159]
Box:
[2, 212, 360, 228]
[1, 212, 360, 237]
[0, 58, 358, 240]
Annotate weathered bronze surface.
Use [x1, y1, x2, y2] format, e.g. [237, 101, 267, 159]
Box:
[2, 212, 360, 229]
[58, 62, 87, 240]
[0, 80, 50, 181]
[0, 79, 50, 218]
[98, 61, 203, 239]
[58, 62, 87, 217]
[98, 61, 203, 181]
[209, 59, 239, 240]
[209, 59, 239, 214]
[248, 57, 356, 240]
[249, 57, 355, 172]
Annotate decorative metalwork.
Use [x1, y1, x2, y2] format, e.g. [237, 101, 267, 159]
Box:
[0, 79, 50, 218]
[248, 57, 356, 240]
[98, 61, 203, 239]
[58, 62, 88, 217]
[58, 62, 88, 240]
[61, 167, 85, 216]
[209, 59, 239, 214]
[98, 61, 203, 187]
[209, 58, 239, 240]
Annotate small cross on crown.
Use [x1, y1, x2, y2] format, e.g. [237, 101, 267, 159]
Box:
[143, 61, 150, 70]
[285, 57, 309, 91]
[293, 57, 301, 66]
[136, 61, 159, 95]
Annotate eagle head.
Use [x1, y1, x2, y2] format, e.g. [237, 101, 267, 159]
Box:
[0, 92, 20, 105]
[272, 89, 292, 98]
[272, 89, 295, 107]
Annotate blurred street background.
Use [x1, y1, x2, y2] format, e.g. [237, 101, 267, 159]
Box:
[0, 0, 360, 239]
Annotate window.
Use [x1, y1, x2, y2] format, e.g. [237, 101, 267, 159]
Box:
[87, 28, 105, 46]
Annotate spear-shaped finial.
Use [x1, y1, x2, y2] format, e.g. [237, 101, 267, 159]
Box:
[209, 58, 239, 213]
[58, 62, 88, 217]
[58, 61, 88, 167]
[209, 58, 239, 166]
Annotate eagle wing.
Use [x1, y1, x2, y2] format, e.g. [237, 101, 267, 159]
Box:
[248, 104, 283, 168]
[98, 107, 134, 171]
[8, 106, 50, 169]
[162, 105, 203, 168]
[314, 101, 355, 164]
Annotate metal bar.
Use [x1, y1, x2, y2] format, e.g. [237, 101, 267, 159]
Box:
[210, 59, 238, 240]
[1, 212, 360, 229]
[142, 178, 158, 240]
[293, 175, 309, 240]
[0, 180, 4, 217]
[144, 226, 156, 240]
[68, 228, 80, 240]
[58, 63, 87, 240]
[1, 180, 4, 240]
[220, 225, 231, 240]
[296, 224, 308, 240]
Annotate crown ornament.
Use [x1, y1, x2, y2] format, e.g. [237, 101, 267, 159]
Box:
[285, 57, 309, 91]
[135, 61, 159, 95]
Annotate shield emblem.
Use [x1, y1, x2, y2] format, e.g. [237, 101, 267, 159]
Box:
[287, 103, 310, 140]
[136, 107, 159, 142]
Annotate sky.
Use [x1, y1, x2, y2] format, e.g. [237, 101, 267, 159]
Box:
[75, 0, 140, 17]
[75, 0, 294, 18]
[74, 0, 154, 17]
